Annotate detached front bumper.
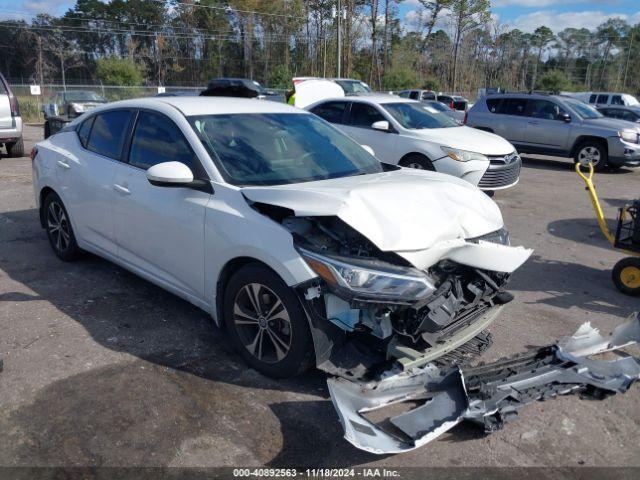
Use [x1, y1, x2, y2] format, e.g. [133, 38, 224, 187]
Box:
[328, 312, 640, 454]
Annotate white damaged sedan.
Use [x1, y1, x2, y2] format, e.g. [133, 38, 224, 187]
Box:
[32, 97, 640, 453]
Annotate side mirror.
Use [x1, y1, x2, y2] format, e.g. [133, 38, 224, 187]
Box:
[560, 113, 571, 123]
[372, 120, 390, 132]
[146, 161, 194, 187]
[361, 145, 375, 156]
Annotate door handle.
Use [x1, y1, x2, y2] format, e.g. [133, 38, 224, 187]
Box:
[56, 160, 70, 169]
[113, 184, 131, 195]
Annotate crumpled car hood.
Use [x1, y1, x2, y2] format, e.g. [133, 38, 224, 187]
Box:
[243, 168, 503, 251]
[242, 168, 532, 272]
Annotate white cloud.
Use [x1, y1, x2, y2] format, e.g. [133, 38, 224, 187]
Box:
[508, 9, 640, 32]
[0, 0, 70, 20]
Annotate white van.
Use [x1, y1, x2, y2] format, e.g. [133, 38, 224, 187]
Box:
[567, 91, 639, 107]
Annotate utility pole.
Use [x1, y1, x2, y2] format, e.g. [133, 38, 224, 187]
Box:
[336, 0, 342, 78]
[623, 31, 633, 91]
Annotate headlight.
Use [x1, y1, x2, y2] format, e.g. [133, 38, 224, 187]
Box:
[618, 130, 639, 144]
[299, 248, 435, 301]
[69, 103, 85, 114]
[441, 146, 489, 162]
[468, 228, 510, 246]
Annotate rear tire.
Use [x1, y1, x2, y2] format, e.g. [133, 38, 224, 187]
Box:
[7, 138, 24, 158]
[612, 257, 640, 296]
[400, 153, 435, 171]
[574, 140, 608, 172]
[43, 192, 81, 261]
[223, 264, 314, 378]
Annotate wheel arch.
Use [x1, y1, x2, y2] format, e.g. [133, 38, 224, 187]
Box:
[399, 151, 432, 165]
[570, 135, 608, 157]
[215, 256, 291, 328]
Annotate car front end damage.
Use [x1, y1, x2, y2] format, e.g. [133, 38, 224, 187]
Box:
[241, 170, 639, 453]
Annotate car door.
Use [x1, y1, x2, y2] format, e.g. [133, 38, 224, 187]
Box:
[523, 99, 572, 150]
[111, 109, 209, 302]
[57, 109, 134, 257]
[492, 98, 528, 143]
[340, 102, 398, 162]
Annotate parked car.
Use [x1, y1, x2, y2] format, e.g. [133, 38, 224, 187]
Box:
[43, 90, 107, 139]
[306, 95, 521, 191]
[423, 99, 465, 122]
[465, 93, 640, 171]
[567, 91, 639, 107]
[398, 90, 470, 112]
[293, 77, 372, 96]
[597, 105, 640, 124]
[200, 77, 284, 102]
[0, 73, 23, 157]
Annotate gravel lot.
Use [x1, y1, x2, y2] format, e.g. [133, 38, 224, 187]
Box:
[1, 125, 639, 470]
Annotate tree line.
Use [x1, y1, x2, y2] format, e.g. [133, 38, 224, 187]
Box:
[1, 0, 639, 97]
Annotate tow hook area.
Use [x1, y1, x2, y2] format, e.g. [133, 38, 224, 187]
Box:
[327, 313, 640, 454]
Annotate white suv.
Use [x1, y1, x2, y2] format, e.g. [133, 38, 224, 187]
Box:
[306, 95, 521, 191]
[0, 73, 23, 157]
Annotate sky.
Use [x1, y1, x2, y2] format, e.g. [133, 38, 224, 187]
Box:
[1, 0, 640, 33]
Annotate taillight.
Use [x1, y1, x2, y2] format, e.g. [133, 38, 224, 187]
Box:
[9, 94, 20, 117]
[30, 147, 37, 161]
[463, 112, 468, 124]
[450, 101, 454, 109]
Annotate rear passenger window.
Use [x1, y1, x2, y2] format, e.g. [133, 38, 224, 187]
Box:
[503, 99, 527, 116]
[409, 91, 419, 100]
[611, 95, 623, 105]
[486, 98, 502, 113]
[77, 117, 94, 147]
[86, 110, 133, 160]
[589, 94, 597, 103]
[310, 101, 348, 124]
[128, 111, 197, 172]
[596, 94, 609, 104]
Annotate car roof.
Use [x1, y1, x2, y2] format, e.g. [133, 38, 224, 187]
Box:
[318, 94, 412, 105]
[89, 96, 305, 116]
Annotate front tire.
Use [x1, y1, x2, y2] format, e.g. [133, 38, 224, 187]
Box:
[43, 192, 81, 261]
[399, 153, 435, 171]
[223, 264, 314, 378]
[575, 140, 608, 172]
[612, 257, 640, 296]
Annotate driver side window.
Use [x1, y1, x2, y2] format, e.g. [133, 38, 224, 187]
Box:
[128, 111, 198, 173]
[349, 103, 385, 129]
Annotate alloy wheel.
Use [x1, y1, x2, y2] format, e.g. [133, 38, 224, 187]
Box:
[578, 146, 601, 166]
[233, 283, 292, 363]
[47, 201, 71, 253]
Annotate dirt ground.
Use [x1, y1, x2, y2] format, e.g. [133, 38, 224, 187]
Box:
[1, 125, 639, 471]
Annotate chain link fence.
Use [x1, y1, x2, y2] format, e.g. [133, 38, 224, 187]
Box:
[10, 84, 205, 123]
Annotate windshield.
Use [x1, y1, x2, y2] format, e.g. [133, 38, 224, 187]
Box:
[63, 91, 106, 102]
[383, 102, 460, 129]
[424, 101, 448, 112]
[189, 113, 384, 186]
[563, 98, 603, 119]
[335, 80, 372, 95]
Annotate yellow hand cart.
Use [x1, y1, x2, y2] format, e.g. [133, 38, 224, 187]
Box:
[576, 162, 640, 296]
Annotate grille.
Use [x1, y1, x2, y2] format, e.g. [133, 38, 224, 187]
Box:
[479, 154, 521, 189]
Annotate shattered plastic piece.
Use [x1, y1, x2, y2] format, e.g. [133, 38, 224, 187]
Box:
[327, 313, 640, 454]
